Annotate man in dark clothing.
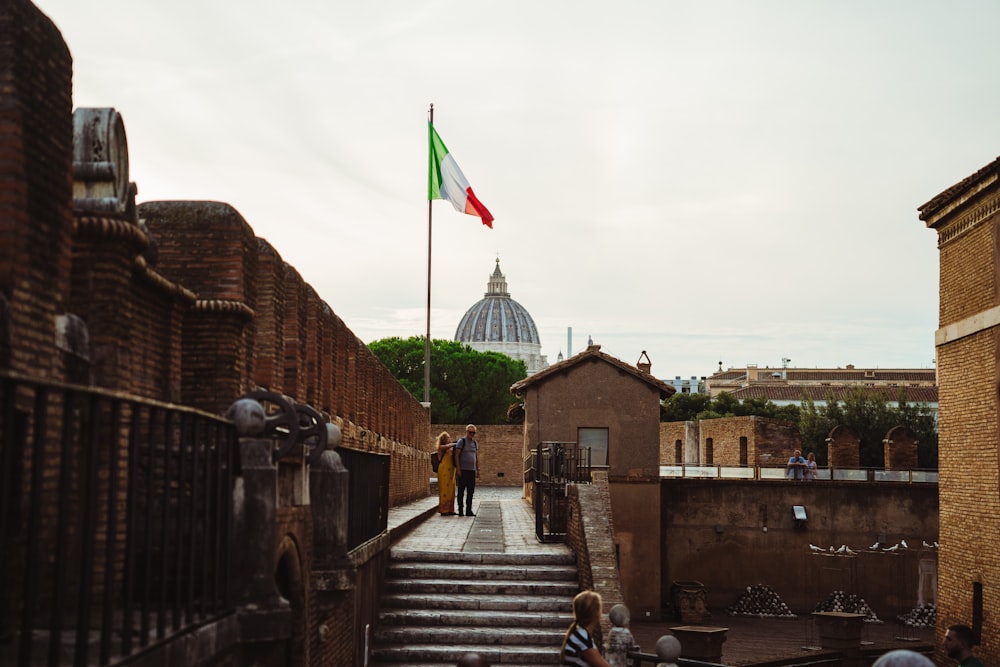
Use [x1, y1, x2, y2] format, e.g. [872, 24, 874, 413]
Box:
[944, 624, 983, 667]
[455, 424, 480, 517]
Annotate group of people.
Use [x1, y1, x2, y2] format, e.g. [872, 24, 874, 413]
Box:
[436, 424, 480, 517]
[786, 449, 818, 480]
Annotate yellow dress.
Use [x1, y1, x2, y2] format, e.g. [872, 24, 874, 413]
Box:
[437, 444, 456, 514]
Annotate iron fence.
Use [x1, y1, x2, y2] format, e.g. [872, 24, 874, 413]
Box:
[532, 442, 591, 542]
[0, 372, 239, 666]
[338, 446, 390, 550]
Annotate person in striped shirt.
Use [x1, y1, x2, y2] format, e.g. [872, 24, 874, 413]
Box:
[560, 591, 611, 667]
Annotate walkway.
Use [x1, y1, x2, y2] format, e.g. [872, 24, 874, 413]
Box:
[387, 486, 570, 556]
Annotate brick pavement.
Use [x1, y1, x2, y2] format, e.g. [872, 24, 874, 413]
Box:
[389, 486, 571, 556]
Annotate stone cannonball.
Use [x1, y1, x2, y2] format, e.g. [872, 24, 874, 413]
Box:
[656, 635, 681, 663]
[609, 604, 630, 627]
[227, 398, 266, 437]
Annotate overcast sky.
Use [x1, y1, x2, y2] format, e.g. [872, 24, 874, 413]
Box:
[35, 0, 1000, 379]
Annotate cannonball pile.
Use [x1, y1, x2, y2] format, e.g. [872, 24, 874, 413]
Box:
[897, 603, 936, 628]
[813, 590, 882, 623]
[727, 584, 796, 618]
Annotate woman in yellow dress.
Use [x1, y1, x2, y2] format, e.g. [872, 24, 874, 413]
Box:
[436, 431, 457, 515]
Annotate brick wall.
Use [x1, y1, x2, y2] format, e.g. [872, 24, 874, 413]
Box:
[0, 0, 74, 378]
[883, 425, 918, 471]
[659, 422, 687, 464]
[432, 423, 523, 486]
[661, 417, 801, 468]
[565, 472, 623, 649]
[918, 161, 1000, 665]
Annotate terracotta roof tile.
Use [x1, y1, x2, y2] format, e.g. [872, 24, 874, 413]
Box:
[510, 344, 675, 398]
[728, 385, 938, 403]
[918, 155, 1000, 222]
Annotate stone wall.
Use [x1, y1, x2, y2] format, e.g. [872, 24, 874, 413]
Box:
[661, 478, 939, 618]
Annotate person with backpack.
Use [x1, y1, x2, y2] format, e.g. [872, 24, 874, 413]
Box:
[455, 424, 480, 516]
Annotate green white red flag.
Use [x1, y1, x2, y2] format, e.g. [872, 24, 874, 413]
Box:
[427, 123, 494, 228]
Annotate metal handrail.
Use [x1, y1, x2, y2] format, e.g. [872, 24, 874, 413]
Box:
[660, 463, 937, 483]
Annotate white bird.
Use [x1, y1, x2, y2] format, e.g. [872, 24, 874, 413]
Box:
[844, 546, 856, 555]
[900, 540, 908, 549]
[809, 544, 825, 552]
[869, 541, 880, 550]
[934, 541, 940, 548]
[836, 545, 847, 554]
[922, 540, 933, 548]
[828, 546, 835, 552]
[883, 544, 899, 552]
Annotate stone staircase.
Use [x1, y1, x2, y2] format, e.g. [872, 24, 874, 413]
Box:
[370, 549, 579, 666]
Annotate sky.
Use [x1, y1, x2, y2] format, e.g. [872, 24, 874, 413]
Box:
[33, 0, 1000, 380]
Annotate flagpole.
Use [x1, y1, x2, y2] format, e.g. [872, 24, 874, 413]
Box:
[424, 103, 434, 405]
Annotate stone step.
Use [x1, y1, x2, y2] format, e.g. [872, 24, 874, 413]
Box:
[390, 548, 576, 566]
[387, 561, 578, 581]
[380, 593, 573, 612]
[374, 625, 566, 646]
[384, 578, 579, 597]
[370, 644, 561, 665]
[378, 608, 572, 628]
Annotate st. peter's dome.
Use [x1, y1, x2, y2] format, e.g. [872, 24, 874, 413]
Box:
[454, 260, 548, 374]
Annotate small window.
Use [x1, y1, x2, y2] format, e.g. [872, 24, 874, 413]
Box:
[578, 428, 609, 466]
[739, 436, 748, 466]
[705, 438, 714, 465]
[674, 439, 683, 464]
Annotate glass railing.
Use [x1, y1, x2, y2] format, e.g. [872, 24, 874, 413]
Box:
[659, 464, 937, 482]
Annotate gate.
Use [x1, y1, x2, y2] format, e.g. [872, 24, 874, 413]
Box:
[532, 441, 591, 542]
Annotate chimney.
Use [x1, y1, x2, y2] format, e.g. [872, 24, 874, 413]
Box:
[637, 350, 652, 374]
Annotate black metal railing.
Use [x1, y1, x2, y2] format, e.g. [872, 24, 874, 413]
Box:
[338, 446, 391, 550]
[532, 441, 591, 542]
[0, 372, 239, 667]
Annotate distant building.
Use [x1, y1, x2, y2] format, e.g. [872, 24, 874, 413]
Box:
[663, 376, 706, 394]
[703, 363, 938, 416]
[455, 259, 548, 374]
[705, 364, 937, 397]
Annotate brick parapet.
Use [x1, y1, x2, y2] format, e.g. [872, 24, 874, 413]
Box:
[566, 474, 623, 651]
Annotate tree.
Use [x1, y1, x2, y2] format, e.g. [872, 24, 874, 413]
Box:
[661, 392, 800, 423]
[660, 392, 711, 422]
[798, 387, 938, 468]
[368, 336, 527, 424]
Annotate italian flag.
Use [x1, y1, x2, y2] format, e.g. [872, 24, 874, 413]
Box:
[428, 123, 494, 228]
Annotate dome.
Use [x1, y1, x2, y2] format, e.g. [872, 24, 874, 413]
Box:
[455, 260, 547, 374]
